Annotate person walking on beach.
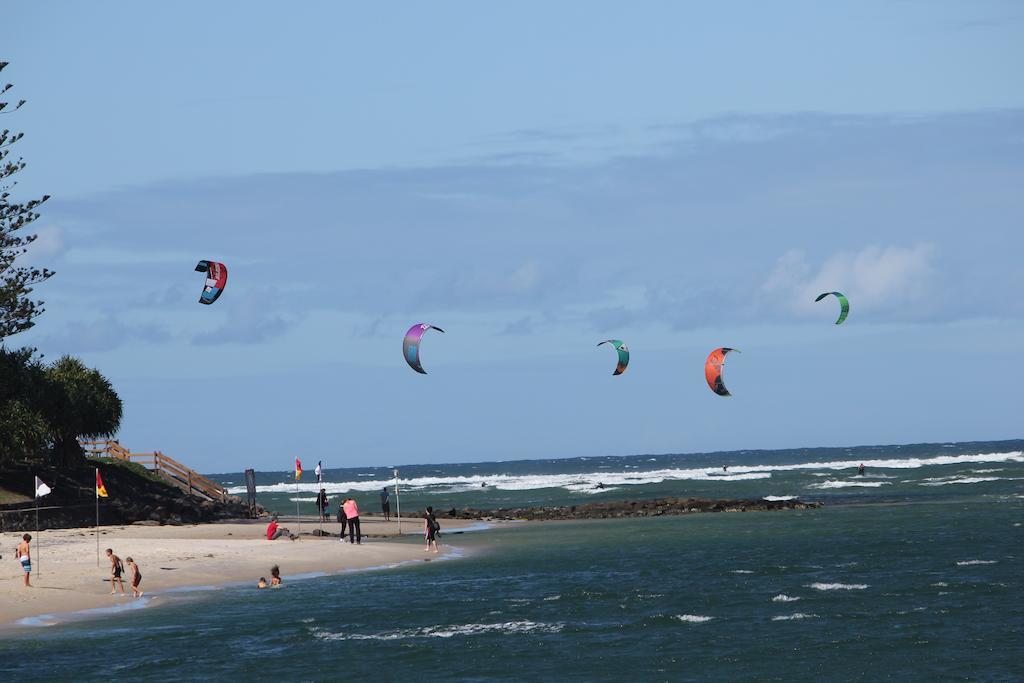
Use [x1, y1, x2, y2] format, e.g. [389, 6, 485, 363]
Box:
[106, 548, 126, 595]
[316, 488, 329, 523]
[424, 506, 440, 553]
[344, 497, 361, 544]
[15, 533, 32, 587]
[380, 487, 391, 521]
[126, 557, 143, 597]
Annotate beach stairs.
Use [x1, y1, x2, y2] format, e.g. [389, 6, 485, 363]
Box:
[79, 439, 229, 503]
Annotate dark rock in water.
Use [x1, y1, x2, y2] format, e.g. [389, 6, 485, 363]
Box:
[439, 497, 823, 522]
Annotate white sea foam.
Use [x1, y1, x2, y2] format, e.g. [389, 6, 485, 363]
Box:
[931, 582, 948, 587]
[771, 613, 818, 621]
[920, 477, 1002, 486]
[730, 570, 754, 574]
[313, 620, 564, 641]
[956, 560, 997, 566]
[675, 614, 714, 623]
[763, 495, 797, 501]
[808, 582, 868, 591]
[228, 450, 1024, 496]
[808, 480, 890, 489]
[771, 594, 801, 602]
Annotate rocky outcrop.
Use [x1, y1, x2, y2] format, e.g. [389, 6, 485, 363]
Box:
[0, 459, 254, 532]
[440, 496, 822, 521]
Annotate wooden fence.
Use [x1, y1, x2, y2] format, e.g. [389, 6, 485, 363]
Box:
[80, 440, 228, 503]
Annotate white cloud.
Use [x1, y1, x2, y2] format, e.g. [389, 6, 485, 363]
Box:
[763, 244, 936, 318]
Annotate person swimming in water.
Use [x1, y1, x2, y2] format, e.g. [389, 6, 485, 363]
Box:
[858, 463, 866, 476]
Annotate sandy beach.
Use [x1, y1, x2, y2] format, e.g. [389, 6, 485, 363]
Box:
[1, 515, 477, 628]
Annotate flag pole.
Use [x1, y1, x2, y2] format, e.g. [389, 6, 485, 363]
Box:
[295, 479, 301, 534]
[95, 467, 100, 567]
[394, 468, 401, 536]
[34, 477, 40, 576]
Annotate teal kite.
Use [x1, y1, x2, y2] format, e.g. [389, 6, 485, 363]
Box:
[597, 340, 630, 375]
[815, 292, 849, 325]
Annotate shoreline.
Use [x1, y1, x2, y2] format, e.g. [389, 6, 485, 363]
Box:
[1, 516, 481, 630]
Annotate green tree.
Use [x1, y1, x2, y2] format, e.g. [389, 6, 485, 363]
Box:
[44, 356, 123, 465]
[1, 61, 53, 340]
[0, 347, 48, 462]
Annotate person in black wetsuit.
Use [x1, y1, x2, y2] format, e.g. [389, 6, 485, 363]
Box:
[424, 506, 440, 553]
[316, 488, 329, 522]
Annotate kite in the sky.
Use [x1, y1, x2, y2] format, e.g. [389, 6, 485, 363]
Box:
[195, 260, 227, 305]
[597, 339, 630, 375]
[403, 323, 445, 374]
[815, 291, 849, 325]
[705, 347, 740, 397]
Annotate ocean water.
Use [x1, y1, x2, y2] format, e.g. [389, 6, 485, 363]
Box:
[3, 440, 1023, 681]
[219, 439, 1024, 515]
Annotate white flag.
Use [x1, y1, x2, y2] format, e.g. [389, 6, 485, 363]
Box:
[34, 476, 52, 498]
[314, 461, 322, 483]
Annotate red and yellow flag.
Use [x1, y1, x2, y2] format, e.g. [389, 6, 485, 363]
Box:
[295, 458, 303, 481]
[95, 469, 109, 498]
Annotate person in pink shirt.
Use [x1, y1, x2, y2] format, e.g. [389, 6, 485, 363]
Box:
[343, 498, 361, 544]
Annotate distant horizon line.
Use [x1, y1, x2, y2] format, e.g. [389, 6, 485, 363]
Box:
[201, 436, 1024, 477]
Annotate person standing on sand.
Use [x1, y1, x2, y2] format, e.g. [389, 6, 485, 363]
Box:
[424, 506, 440, 553]
[380, 487, 391, 521]
[106, 548, 126, 595]
[337, 499, 348, 540]
[343, 497, 361, 544]
[126, 557, 143, 597]
[15, 533, 32, 587]
[316, 488, 329, 523]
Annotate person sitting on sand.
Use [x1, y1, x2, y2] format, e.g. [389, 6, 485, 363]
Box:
[424, 506, 440, 553]
[257, 577, 268, 589]
[126, 556, 143, 598]
[106, 548, 126, 595]
[266, 515, 296, 541]
[270, 565, 282, 587]
[15, 533, 31, 588]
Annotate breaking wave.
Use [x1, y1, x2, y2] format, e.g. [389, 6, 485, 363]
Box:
[226, 450, 1023, 496]
[808, 480, 890, 489]
[675, 614, 714, 623]
[313, 620, 564, 641]
[807, 582, 868, 591]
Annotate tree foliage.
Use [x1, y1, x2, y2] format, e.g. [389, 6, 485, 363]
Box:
[0, 349, 122, 464]
[1, 61, 53, 340]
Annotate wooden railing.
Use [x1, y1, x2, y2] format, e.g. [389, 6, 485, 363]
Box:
[80, 439, 228, 502]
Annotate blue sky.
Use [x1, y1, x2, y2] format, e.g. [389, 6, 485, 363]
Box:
[5, 1, 1023, 471]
